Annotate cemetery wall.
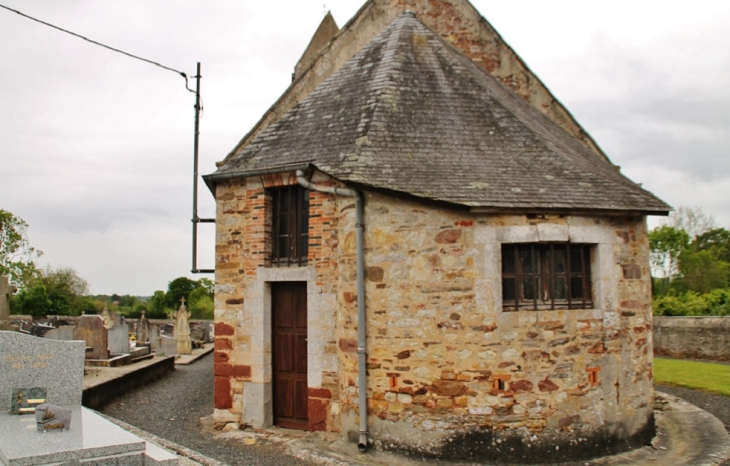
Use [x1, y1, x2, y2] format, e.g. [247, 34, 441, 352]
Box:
[653, 316, 730, 361]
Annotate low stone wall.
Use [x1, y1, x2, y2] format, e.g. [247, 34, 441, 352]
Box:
[653, 316, 730, 361]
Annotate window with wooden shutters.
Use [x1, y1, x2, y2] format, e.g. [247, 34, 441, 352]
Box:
[269, 186, 309, 266]
[501, 243, 593, 311]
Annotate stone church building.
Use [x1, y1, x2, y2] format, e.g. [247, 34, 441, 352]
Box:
[204, 0, 670, 462]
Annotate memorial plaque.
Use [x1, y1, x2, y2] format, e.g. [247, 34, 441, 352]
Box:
[36, 403, 72, 431]
[10, 387, 47, 414]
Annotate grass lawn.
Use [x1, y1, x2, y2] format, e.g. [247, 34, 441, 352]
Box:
[654, 357, 730, 396]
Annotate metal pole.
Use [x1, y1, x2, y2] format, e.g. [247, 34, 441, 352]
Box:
[192, 62, 202, 273]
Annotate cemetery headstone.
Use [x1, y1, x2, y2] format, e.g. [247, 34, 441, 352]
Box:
[45, 326, 75, 341]
[0, 331, 179, 464]
[149, 325, 160, 352]
[198, 321, 212, 342]
[100, 305, 113, 329]
[174, 298, 192, 355]
[73, 315, 109, 360]
[158, 335, 177, 356]
[136, 311, 150, 345]
[112, 311, 124, 328]
[108, 317, 130, 355]
[0, 330, 85, 411]
[0, 274, 17, 322]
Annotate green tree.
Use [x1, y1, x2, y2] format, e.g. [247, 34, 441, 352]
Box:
[675, 249, 730, 294]
[164, 277, 199, 309]
[649, 225, 690, 295]
[11, 282, 52, 316]
[693, 228, 730, 263]
[0, 209, 42, 286]
[197, 278, 214, 296]
[188, 287, 214, 319]
[11, 266, 90, 316]
[150, 290, 166, 314]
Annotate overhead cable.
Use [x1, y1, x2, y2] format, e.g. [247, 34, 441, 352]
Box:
[0, 3, 194, 93]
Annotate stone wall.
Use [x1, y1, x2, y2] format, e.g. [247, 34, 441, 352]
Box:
[212, 171, 655, 462]
[213, 171, 342, 431]
[336, 192, 653, 462]
[654, 316, 730, 361]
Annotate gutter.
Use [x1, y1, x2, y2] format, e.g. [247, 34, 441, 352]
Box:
[202, 162, 313, 195]
[296, 169, 369, 452]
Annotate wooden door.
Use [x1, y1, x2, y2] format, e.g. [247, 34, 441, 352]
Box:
[272, 282, 308, 429]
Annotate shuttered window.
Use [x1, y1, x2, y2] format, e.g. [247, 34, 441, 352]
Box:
[269, 186, 309, 266]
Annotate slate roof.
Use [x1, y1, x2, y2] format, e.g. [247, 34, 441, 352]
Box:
[209, 12, 670, 214]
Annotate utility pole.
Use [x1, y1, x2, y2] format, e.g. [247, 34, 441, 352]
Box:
[191, 62, 214, 274]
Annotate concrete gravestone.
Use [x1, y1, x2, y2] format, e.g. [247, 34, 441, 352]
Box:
[0, 331, 178, 464]
[136, 311, 150, 345]
[149, 324, 161, 352]
[73, 315, 109, 360]
[108, 316, 130, 355]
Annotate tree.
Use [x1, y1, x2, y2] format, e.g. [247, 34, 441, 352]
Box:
[693, 228, 730, 263]
[11, 266, 90, 316]
[649, 225, 690, 280]
[188, 286, 214, 319]
[675, 249, 730, 294]
[164, 277, 199, 309]
[663, 205, 717, 239]
[0, 209, 42, 286]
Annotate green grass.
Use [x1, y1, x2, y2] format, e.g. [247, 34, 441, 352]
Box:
[654, 357, 730, 396]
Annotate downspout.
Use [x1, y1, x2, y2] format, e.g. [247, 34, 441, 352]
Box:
[296, 170, 368, 452]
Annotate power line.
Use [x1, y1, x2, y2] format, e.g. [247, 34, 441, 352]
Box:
[0, 3, 195, 93]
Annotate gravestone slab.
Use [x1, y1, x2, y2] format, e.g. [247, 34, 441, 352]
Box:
[73, 315, 109, 360]
[0, 405, 146, 465]
[197, 321, 212, 342]
[45, 326, 75, 341]
[136, 313, 150, 345]
[108, 319, 130, 355]
[0, 331, 85, 411]
[149, 325, 160, 353]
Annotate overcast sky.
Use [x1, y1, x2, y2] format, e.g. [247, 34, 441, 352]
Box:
[1, 1, 729, 296]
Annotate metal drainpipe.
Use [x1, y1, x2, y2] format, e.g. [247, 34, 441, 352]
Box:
[296, 170, 369, 451]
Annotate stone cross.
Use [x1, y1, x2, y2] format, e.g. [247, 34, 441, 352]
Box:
[173, 299, 192, 355]
[0, 274, 18, 321]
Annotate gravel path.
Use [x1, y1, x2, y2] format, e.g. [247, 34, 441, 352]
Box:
[100, 353, 314, 466]
[99, 352, 730, 466]
[656, 383, 730, 429]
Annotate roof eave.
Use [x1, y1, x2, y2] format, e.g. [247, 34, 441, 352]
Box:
[202, 162, 314, 196]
